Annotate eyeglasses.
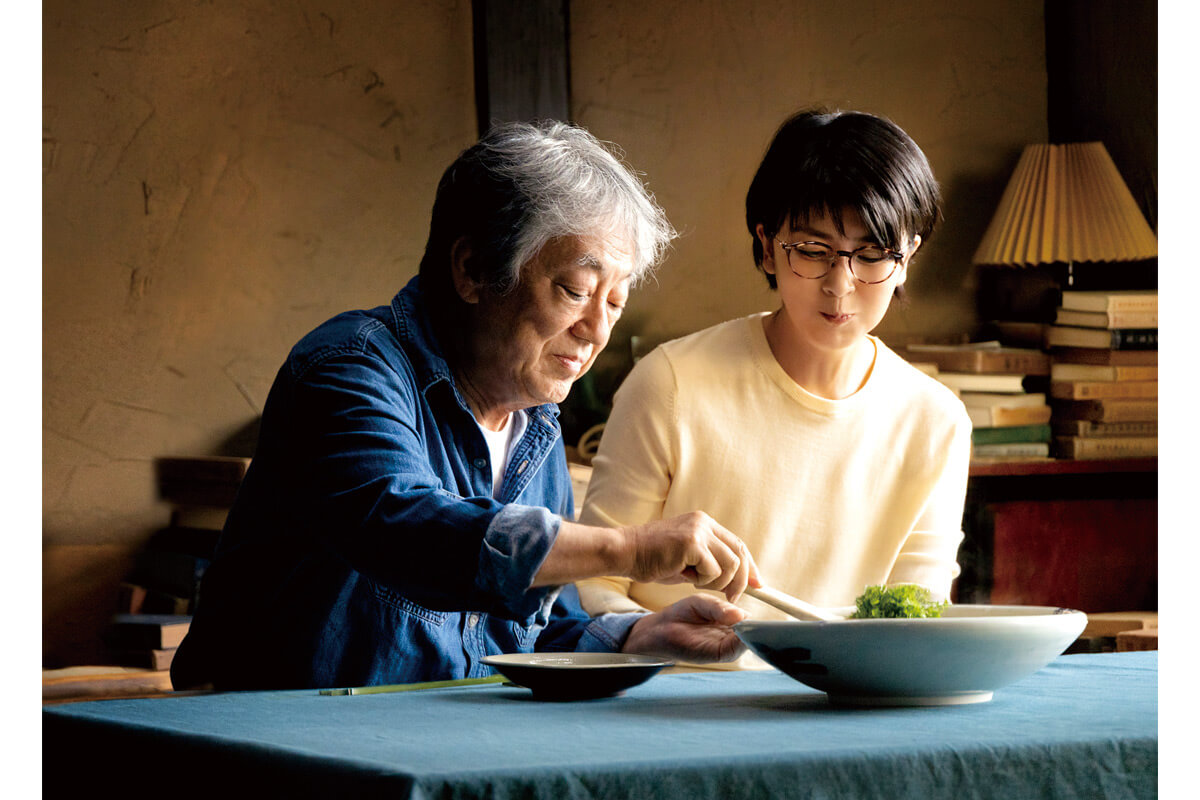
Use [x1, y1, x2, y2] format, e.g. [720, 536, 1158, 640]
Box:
[775, 239, 906, 284]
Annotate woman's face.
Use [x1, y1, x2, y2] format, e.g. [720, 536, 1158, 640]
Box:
[756, 207, 918, 356]
[461, 231, 634, 419]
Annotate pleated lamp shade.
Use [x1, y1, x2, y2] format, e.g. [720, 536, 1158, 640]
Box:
[972, 142, 1157, 265]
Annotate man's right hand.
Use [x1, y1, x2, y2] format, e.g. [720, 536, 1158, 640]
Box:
[619, 511, 759, 603]
[533, 512, 759, 603]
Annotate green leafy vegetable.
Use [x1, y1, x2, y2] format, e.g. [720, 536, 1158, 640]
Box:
[850, 584, 948, 619]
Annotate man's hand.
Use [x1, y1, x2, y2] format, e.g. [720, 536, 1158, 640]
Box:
[621, 594, 748, 663]
[535, 512, 759, 604]
[620, 511, 760, 603]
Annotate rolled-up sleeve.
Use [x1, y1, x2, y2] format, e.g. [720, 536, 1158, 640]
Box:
[535, 582, 646, 653]
[478, 505, 562, 618]
[290, 351, 562, 620]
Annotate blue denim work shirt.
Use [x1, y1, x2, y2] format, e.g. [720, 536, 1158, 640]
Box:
[171, 276, 642, 690]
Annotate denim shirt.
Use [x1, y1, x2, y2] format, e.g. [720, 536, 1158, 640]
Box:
[171, 276, 642, 690]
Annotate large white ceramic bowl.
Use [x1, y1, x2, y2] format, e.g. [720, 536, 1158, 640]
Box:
[735, 604, 1087, 706]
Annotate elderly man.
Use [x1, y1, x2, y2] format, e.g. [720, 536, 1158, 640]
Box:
[171, 121, 758, 691]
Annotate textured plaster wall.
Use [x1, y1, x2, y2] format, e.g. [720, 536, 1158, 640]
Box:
[569, 0, 1047, 377]
[42, 0, 1047, 665]
[43, 0, 476, 664]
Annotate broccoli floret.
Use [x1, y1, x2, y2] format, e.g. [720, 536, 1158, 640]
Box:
[850, 584, 948, 619]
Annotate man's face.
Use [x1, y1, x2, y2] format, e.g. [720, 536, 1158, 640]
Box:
[462, 231, 634, 422]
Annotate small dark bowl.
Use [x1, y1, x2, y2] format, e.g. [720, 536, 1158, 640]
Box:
[481, 653, 673, 701]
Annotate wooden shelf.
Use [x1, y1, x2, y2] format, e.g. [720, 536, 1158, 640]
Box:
[969, 457, 1157, 478]
[958, 457, 1157, 611]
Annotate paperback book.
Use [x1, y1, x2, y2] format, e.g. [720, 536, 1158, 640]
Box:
[1058, 290, 1158, 313]
[1045, 326, 1157, 350]
[1049, 363, 1158, 382]
[1054, 307, 1158, 329]
[972, 441, 1051, 459]
[1049, 347, 1157, 367]
[966, 404, 1052, 428]
[1052, 419, 1158, 438]
[971, 424, 1052, 446]
[1054, 436, 1157, 460]
[902, 342, 1050, 375]
[1051, 398, 1158, 423]
[1049, 380, 1158, 401]
[103, 614, 191, 651]
[935, 373, 1032, 394]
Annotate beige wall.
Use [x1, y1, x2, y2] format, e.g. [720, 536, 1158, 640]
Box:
[43, 0, 478, 663]
[569, 0, 1047, 384]
[42, 0, 1046, 664]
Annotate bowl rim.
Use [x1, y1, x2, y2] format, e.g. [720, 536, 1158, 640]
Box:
[480, 653, 674, 670]
[734, 604, 1086, 630]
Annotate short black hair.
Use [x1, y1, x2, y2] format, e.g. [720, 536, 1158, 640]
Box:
[745, 109, 941, 289]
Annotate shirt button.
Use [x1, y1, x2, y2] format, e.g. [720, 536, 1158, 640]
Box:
[516, 460, 528, 475]
[467, 613, 481, 628]
[472, 457, 487, 470]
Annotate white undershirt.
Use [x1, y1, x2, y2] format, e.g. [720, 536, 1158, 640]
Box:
[476, 410, 528, 498]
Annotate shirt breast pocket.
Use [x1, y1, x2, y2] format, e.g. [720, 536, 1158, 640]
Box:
[508, 618, 539, 650]
[370, 580, 451, 626]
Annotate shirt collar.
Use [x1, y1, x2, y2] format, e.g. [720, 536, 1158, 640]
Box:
[389, 276, 561, 423]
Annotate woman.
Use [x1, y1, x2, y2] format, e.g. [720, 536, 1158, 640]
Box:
[576, 110, 971, 654]
[171, 121, 758, 691]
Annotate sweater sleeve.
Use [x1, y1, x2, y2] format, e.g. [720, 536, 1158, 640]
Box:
[885, 406, 973, 602]
[574, 348, 678, 615]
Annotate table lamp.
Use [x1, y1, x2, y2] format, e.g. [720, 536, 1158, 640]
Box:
[972, 142, 1157, 286]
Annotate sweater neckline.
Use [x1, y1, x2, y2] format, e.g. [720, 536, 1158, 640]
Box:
[745, 312, 880, 415]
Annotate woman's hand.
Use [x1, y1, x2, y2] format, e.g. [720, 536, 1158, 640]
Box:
[621, 594, 748, 663]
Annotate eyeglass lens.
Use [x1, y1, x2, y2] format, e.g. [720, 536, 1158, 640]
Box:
[783, 242, 899, 283]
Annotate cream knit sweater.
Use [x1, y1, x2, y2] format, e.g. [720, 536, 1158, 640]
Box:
[577, 313, 972, 652]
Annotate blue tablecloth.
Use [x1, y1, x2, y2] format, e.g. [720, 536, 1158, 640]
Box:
[43, 652, 1156, 799]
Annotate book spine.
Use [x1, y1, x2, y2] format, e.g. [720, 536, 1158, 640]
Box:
[1050, 347, 1159, 366]
[971, 424, 1052, 446]
[972, 442, 1051, 458]
[1061, 293, 1158, 313]
[1056, 309, 1158, 329]
[1108, 329, 1158, 349]
[1052, 420, 1158, 438]
[155, 456, 251, 507]
[1054, 436, 1158, 459]
[110, 648, 177, 671]
[103, 617, 192, 650]
[1103, 298, 1158, 313]
[1051, 399, 1159, 422]
[950, 352, 1046, 374]
[938, 375, 1027, 393]
[1110, 366, 1158, 381]
[1049, 365, 1158, 381]
[989, 405, 1053, 427]
[1106, 311, 1158, 329]
[1049, 380, 1158, 400]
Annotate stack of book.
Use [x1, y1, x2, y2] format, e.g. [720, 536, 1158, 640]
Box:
[902, 342, 1052, 459]
[101, 614, 192, 671]
[105, 456, 249, 670]
[1046, 291, 1158, 460]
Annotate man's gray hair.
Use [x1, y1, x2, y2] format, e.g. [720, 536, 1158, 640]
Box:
[419, 121, 676, 315]
[487, 121, 676, 286]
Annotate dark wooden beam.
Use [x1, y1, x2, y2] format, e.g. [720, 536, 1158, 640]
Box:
[473, 0, 570, 134]
[1045, 0, 1157, 230]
